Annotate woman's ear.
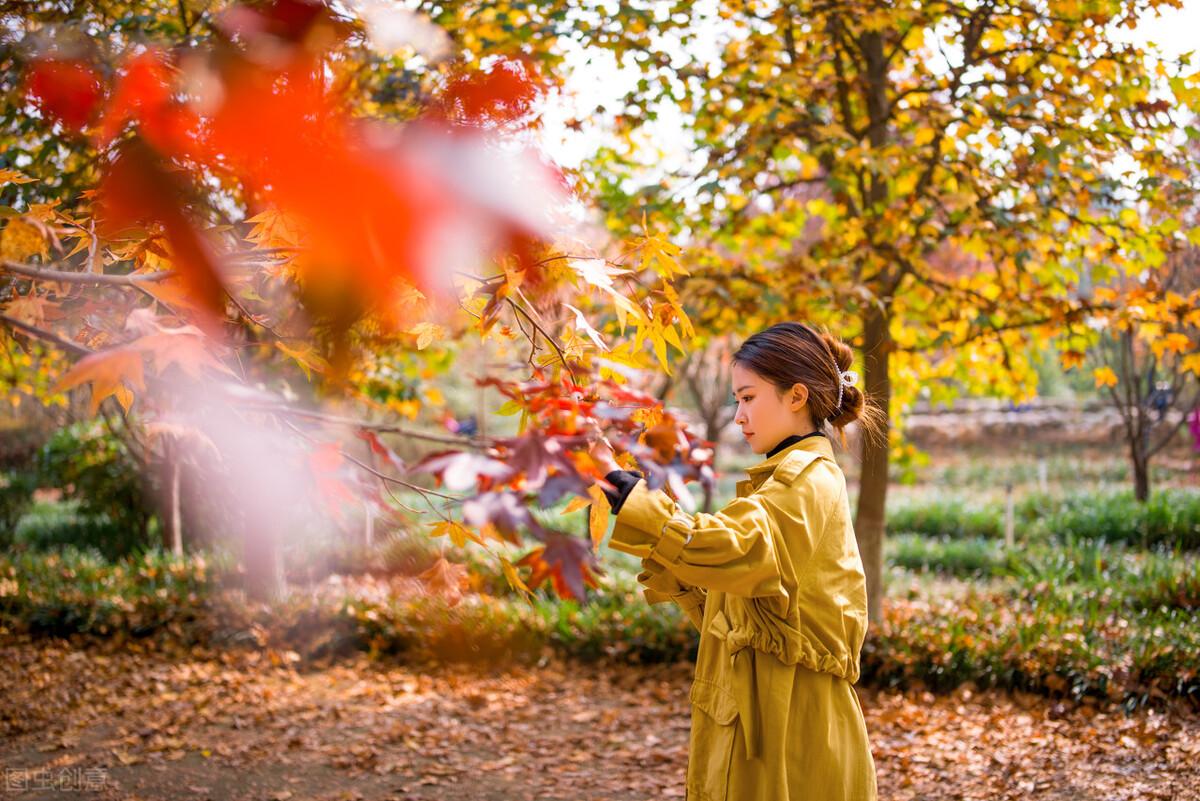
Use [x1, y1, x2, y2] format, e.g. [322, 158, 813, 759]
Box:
[790, 382, 809, 411]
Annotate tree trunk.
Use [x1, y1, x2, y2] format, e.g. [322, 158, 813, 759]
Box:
[1131, 429, 1151, 503]
[166, 451, 183, 556]
[855, 304, 891, 625]
[243, 527, 287, 603]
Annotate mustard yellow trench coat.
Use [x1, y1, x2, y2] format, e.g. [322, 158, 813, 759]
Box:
[606, 435, 877, 801]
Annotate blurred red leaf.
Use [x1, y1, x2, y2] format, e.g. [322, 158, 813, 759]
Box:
[24, 57, 104, 132]
[98, 48, 196, 152]
[435, 56, 546, 128]
[194, 59, 458, 325]
[96, 139, 227, 327]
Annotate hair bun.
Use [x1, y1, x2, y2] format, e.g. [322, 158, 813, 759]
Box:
[819, 331, 855, 374]
[817, 329, 863, 428]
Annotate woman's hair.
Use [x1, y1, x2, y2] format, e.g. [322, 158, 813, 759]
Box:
[731, 322, 886, 447]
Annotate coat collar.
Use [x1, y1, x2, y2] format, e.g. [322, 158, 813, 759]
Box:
[736, 434, 836, 496]
[744, 433, 835, 477]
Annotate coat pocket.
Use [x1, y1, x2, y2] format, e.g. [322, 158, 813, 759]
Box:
[687, 679, 739, 801]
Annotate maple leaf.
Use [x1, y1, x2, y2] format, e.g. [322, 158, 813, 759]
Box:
[568, 257, 631, 290]
[355, 430, 405, 473]
[587, 484, 611, 552]
[96, 140, 228, 326]
[2, 295, 49, 328]
[131, 330, 235, 379]
[1093, 367, 1119, 388]
[418, 556, 469, 606]
[0, 168, 35, 185]
[427, 520, 482, 548]
[461, 491, 535, 540]
[1060, 350, 1086, 371]
[0, 219, 49, 262]
[276, 341, 329, 380]
[515, 532, 600, 601]
[562, 303, 609, 352]
[308, 442, 358, 518]
[52, 348, 146, 415]
[410, 451, 514, 491]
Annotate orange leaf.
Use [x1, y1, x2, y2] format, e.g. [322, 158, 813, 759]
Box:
[132, 330, 235, 379]
[418, 556, 469, 606]
[587, 484, 611, 552]
[52, 348, 146, 416]
[1093, 367, 1118, 388]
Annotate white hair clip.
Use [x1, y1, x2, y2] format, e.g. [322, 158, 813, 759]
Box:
[836, 369, 858, 410]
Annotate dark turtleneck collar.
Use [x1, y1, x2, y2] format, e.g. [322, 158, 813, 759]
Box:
[766, 430, 826, 458]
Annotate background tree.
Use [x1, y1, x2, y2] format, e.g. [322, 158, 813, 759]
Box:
[572, 0, 1199, 622]
[1083, 244, 1200, 501]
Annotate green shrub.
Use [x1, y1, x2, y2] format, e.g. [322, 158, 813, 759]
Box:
[0, 469, 35, 539]
[861, 586, 1200, 709]
[1125, 556, 1200, 612]
[13, 500, 148, 559]
[1032, 489, 1200, 550]
[343, 594, 546, 664]
[887, 498, 1004, 540]
[32, 421, 155, 557]
[0, 545, 221, 638]
[887, 533, 1007, 577]
[4, 543, 1196, 708]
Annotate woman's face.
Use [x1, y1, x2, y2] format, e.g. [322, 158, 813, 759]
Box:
[730, 362, 811, 455]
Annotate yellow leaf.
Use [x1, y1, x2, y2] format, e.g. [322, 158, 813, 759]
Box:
[409, 322, 444, 351]
[609, 291, 646, 335]
[1093, 366, 1118, 388]
[913, 127, 936, 147]
[561, 496, 590, 515]
[428, 520, 480, 547]
[649, 328, 672, 375]
[495, 399, 523, 416]
[0, 219, 48, 261]
[1153, 332, 1192, 357]
[275, 341, 330, 379]
[500, 557, 533, 598]
[393, 399, 419, 419]
[587, 484, 611, 551]
[0, 168, 35, 185]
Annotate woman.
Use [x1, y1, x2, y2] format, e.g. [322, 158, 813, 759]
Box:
[589, 321, 883, 801]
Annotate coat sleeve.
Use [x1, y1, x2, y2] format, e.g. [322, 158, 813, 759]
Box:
[606, 479, 787, 599]
[636, 557, 706, 630]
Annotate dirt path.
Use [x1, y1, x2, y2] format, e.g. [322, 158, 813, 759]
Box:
[2, 636, 1197, 801]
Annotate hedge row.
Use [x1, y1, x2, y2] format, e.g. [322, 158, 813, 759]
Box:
[886, 488, 1200, 550]
[1, 546, 1196, 709]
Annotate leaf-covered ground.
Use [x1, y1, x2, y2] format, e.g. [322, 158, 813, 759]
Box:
[2, 635, 1197, 801]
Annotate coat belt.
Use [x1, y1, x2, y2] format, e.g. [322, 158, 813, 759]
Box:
[707, 611, 761, 760]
